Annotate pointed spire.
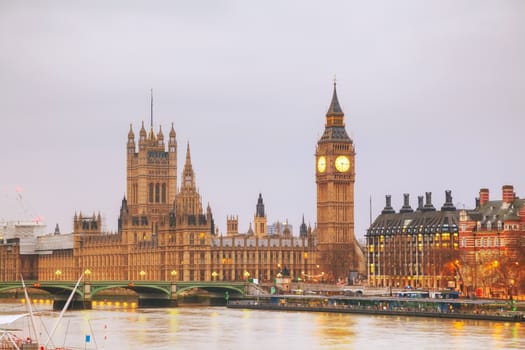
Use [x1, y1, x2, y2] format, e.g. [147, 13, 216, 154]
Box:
[326, 81, 344, 116]
[128, 123, 135, 139]
[138, 121, 147, 148]
[157, 125, 164, 145]
[148, 126, 156, 142]
[185, 142, 192, 165]
[181, 142, 195, 188]
[256, 193, 265, 217]
[168, 122, 176, 150]
[150, 88, 154, 130]
[300, 214, 308, 237]
[319, 80, 351, 143]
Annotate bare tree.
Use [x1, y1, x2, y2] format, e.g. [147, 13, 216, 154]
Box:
[320, 244, 356, 283]
[435, 245, 461, 289]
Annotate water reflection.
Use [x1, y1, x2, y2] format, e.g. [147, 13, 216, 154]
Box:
[1, 301, 524, 350]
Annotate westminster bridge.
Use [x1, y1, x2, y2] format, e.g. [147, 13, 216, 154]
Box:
[0, 280, 251, 309]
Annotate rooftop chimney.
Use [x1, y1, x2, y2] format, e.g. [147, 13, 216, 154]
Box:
[479, 188, 489, 206]
[399, 193, 414, 213]
[422, 192, 436, 212]
[441, 190, 456, 211]
[381, 195, 396, 214]
[502, 185, 514, 204]
[417, 196, 424, 211]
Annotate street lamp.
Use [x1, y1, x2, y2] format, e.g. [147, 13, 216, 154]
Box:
[170, 270, 177, 281]
[55, 270, 62, 280]
[212, 271, 218, 281]
[492, 260, 499, 296]
[243, 271, 251, 294]
[452, 260, 464, 294]
[84, 269, 92, 282]
[139, 270, 146, 280]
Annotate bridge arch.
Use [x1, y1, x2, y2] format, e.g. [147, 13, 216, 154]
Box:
[0, 282, 84, 299]
[175, 282, 246, 296]
[88, 283, 171, 299]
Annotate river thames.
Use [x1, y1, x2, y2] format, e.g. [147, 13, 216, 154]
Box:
[2, 301, 524, 350]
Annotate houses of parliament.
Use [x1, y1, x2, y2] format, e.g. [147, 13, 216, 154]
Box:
[0, 84, 365, 284]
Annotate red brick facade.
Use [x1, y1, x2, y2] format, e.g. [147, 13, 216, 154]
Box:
[459, 185, 525, 297]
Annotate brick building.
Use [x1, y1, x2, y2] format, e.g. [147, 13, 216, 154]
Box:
[458, 185, 525, 297]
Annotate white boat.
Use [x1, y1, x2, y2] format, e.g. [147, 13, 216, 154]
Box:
[0, 274, 96, 350]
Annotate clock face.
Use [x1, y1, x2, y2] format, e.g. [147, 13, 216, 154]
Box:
[335, 155, 350, 172]
[317, 156, 326, 173]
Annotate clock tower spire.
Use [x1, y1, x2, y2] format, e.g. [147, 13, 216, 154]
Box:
[315, 82, 363, 281]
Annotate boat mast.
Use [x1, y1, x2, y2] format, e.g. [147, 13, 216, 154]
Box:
[20, 275, 40, 345]
[44, 273, 84, 348]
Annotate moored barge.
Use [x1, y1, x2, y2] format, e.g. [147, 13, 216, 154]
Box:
[227, 294, 525, 322]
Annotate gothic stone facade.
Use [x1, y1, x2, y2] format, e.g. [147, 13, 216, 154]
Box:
[3, 85, 362, 284]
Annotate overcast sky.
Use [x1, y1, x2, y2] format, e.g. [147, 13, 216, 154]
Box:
[1, 1, 524, 240]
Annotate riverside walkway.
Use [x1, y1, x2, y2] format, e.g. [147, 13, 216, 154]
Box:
[228, 294, 525, 322]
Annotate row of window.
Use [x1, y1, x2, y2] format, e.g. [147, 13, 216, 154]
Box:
[460, 237, 501, 248]
[149, 183, 167, 203]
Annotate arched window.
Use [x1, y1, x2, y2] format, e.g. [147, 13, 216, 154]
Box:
[155, 183, 160, 203]
[148, 183, 154, 202]
[162, 183, 166, 203]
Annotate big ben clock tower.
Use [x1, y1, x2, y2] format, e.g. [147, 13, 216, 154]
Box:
[316, 82, 362, 281]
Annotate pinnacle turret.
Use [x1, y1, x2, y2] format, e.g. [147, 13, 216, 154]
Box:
[319, 81, 351, 143]
[139, 121, 146, 136]
[326, 82, 344, 116]
[128, 124, 135, 139]
[181, 142, 195, 189]
[157, 125, 164, 142]
[169, 123, 176, 139]
[256, 193, 265, 218]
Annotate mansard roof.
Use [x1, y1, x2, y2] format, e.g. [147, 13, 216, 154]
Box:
[366, 209, 460, 237]
[467, 198, 525, 224]
[318, 126, 352, 143]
